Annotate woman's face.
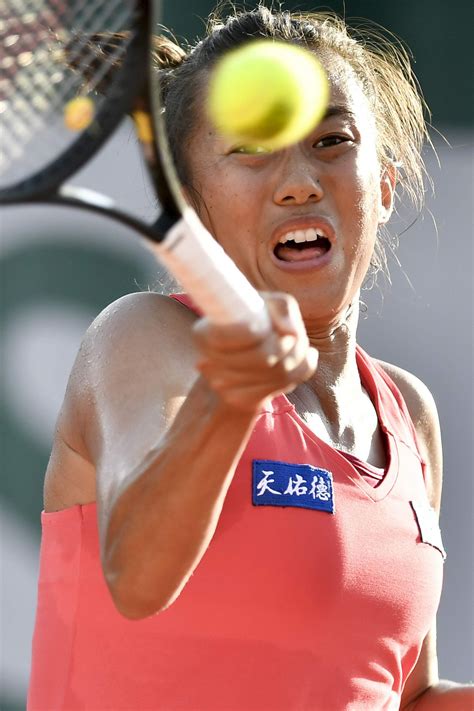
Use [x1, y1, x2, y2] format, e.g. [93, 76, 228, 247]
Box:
[185, 54, 395, 327]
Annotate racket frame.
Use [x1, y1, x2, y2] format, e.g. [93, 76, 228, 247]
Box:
[0, 0, 270, 330]
[0, 3, 150, 203]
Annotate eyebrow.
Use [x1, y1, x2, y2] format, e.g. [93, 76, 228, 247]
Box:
[321, 104, 356, 121]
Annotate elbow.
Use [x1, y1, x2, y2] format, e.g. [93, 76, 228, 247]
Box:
[101, 530, 165, 619]
[103, 566, 162, 619]
[113, 596, 159, 621]
[103, 563, 181, 620]
[101, 521, 191, 618]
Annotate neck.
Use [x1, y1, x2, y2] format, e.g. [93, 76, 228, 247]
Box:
[291, 298, 366, 435]
[306, 298, 360, 387]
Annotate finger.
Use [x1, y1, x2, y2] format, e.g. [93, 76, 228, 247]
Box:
[196, 361, 286, 388]
[192, 316, 266, 353]
[197, 344, 318, 392]
[288, 345, 319, 382]
[263, 292, 306, 338]
[199, 355, 318, 412]
[195, 332, 298, 372]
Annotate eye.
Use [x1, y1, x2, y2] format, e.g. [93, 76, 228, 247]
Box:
[314, 135, 350, 149]
[231, 145, 271, 155]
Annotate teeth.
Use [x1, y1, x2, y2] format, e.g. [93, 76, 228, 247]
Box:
[293, 230, 306, 243]
[278, 227, 326, 244]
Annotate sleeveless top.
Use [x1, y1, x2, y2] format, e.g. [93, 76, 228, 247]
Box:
[27, 295, 446, 711]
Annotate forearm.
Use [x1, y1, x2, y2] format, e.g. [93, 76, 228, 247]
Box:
[104, 376, 256, 618]
[405, 680, 474, 710]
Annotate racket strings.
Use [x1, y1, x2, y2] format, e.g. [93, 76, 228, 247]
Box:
[1, 1, 132, 134]
[0, 0, 138, 188]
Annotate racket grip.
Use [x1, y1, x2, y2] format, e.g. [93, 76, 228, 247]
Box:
[153, 209, 270, 333]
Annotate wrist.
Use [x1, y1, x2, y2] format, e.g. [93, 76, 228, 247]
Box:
[195, 374, 268, 421]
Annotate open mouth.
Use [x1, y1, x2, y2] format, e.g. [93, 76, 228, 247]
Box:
[274, 228, 332, 263]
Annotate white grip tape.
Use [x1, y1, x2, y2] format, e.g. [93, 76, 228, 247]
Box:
[154, 209, 270, 332]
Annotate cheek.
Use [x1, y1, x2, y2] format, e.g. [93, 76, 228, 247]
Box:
[198, 170, 258, 230]
[339, 161, 382, 274]
[192, 180, 257, 271]
[352, 157, 383, 237]
[190, 181, 229, 236]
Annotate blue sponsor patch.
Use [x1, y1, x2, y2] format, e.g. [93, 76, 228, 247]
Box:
[252, 460, 335, 513]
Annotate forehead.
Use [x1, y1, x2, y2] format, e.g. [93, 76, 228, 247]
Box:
[317, 51, 374, 124]
[189, 49, 376, 160]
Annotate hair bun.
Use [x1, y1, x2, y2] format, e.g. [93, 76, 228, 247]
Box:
[151, 35, 187, 70]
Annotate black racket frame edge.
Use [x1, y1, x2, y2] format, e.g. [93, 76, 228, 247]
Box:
[0, 0, 180, 243]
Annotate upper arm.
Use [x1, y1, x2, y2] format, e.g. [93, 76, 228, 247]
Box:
[73, 292, 198, 543]
[399, 625, 439, 709]
[377, 361, 443, 708]
[377, 360, 443, 512]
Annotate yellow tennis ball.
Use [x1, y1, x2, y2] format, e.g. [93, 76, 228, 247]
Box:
[207, 41, 329, 150]
[64, 96, 95, 132]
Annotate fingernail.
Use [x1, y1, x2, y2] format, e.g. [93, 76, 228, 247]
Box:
[280, 334, 297, 351]
[309, 347, 319, 368]
[283, 355, 298, 371]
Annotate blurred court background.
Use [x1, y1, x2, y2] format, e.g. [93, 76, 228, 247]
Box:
[1, 1, 473, 708]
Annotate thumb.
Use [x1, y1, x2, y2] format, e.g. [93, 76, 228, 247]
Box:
[262, 292, 306, 337]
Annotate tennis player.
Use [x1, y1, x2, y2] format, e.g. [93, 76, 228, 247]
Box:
[28, 5, 473, 710]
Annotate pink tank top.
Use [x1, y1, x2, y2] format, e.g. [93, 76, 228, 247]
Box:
[28, 295, 445, 710]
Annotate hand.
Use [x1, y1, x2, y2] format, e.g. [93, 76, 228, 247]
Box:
[193, 292, 318, 413]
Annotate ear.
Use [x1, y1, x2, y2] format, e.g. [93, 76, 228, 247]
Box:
[378, 162, 397, 224]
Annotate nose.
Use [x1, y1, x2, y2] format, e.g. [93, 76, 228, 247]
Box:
[273, 151, 323, 206]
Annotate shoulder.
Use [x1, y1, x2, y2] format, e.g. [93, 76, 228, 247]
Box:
[374, 359, 438, 434]
[88, 290, 197, 339]
[59, 292, 198, 457]
[375, 359, 443, 511]
[80, 291, 197, 367]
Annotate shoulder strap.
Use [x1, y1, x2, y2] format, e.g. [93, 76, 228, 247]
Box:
[356, 346, 425, 464]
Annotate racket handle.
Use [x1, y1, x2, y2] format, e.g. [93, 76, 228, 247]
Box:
[153, 209, 271, 333]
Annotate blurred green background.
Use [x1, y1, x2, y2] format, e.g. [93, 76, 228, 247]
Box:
[1, 2, 472, 709]
[163, 0, 473, 128]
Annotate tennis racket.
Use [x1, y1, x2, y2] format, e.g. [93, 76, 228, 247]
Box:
[0, 0, 270, 331]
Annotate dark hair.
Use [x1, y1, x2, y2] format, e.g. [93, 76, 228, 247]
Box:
[155, 4, 431, 279]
